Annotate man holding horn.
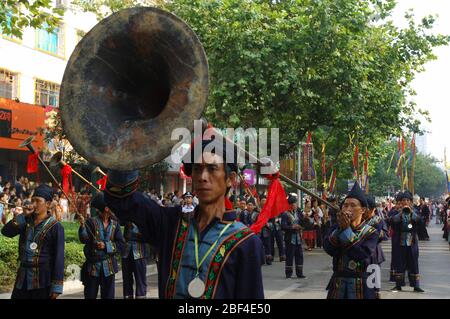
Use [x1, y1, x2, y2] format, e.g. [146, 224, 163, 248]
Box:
[104, 138, 265, 299]
[1, 184, 65, 299]
[323, 182, 379, 299]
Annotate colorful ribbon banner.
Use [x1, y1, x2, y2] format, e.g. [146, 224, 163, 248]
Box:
[301, 143, 315, 181]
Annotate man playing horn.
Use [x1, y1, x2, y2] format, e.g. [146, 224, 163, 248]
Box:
[323, 182, 379, 299]
[104, 139, 265, 299]
[1, 184, 65, 299]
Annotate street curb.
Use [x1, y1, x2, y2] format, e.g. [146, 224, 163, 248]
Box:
[62, 263, 158, 296]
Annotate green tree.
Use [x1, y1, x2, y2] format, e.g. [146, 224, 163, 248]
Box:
[160, 0, 448, 187]
[0, 0, 64, 38]
[412, 154, 446, 198]
[71, 0, 163, 20]
[69, 0, 449, 189]
[369, 140, 446, 198]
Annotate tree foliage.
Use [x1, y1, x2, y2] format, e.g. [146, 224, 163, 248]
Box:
[159, 0, 448, 179]
[369, 140, 446, 198]
[70, 0, 164, 20]
[65, 0, 449, 189]
[0, 0, 64, 38]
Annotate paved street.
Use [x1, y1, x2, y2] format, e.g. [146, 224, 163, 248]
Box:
[264, 222, 450, 299]
[60, 221, 450, 299]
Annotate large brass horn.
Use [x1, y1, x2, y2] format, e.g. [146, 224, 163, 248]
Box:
[59, 7, 338, 210]
[60, 7, 209, 170]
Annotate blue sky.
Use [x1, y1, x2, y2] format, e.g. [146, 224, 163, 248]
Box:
[392, 0, 450, 164]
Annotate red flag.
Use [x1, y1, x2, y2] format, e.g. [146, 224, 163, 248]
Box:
[353, 144, 359, 177]
[364, 148, 369, 174]
[306, 131, 312, 144]
[60, 164, 73, 195]
[401, 135, 406, 155]
[321, 143, 327, 199]
[180, 164, 188, 179]
[321, 143, 326, 176]
[224, 196, 233, 210]
[27, 153, 39, 174]
[96, 175, 107, 190]
[250, 173, 290, 234]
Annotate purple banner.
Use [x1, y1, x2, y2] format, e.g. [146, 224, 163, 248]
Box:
[243, 169, 256, 186]
[302, 144, 315, 181]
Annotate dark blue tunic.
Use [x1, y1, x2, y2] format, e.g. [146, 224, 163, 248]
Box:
[364, 214, 389, 265]
[79, 216, 124, 278]
[238, 210, 252, 227]
[280, 210, 305, 277]
[323, 223, 379, 299]
[104, 191, 264, 299]
[79, 216, 125, 299]
[388, 208, 422, 287]
[1, 213, 65, 296]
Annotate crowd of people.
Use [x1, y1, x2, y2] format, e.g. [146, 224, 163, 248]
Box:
[0, 176, 90, 223]
[1, 171, 449, 300]
[0, 176, 203, 225]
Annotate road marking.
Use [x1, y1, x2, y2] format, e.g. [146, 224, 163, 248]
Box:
[267, 283, 302, 299]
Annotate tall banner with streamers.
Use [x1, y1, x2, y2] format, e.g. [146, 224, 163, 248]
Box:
[301, 143, 315, 181]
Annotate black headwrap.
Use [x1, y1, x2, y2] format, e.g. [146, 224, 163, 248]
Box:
[91, 192, 106, 212]
[182, 139, 238, 177]
[366, 195, 376, 210]
[344, 182, 368, 208]
[33, 184, 53, 202]
[288, 195, 297, 205]
[400, 190, 413, 201]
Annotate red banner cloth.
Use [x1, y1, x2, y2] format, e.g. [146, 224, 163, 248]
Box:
[224, 197, 233, 210]
[27, 153, 39, 174]
[250, 173, 290, 234]
[401, 135, 406, 154]
[329, 169, 337, 193]
[353, 144, 359, 177]
[180, 164, 188, 179]
[364, 148, 369, 174]
[61, 164, 73, 195]
[96, 175, 107, 191]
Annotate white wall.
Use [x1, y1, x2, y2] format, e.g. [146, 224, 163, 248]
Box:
[0, 4, 98, 105]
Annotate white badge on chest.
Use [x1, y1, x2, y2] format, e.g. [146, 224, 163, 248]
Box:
[188, 277, 205, 298]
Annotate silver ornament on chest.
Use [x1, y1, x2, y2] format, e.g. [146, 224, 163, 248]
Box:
[188, 277, 205, 298]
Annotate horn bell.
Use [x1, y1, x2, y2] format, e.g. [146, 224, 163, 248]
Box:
[60, 7, 209, 170]
[50, 151, 66, 168]
[19, 136, 36, 151]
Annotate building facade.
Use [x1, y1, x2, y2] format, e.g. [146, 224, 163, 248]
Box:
[0, 0, 97, 182]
